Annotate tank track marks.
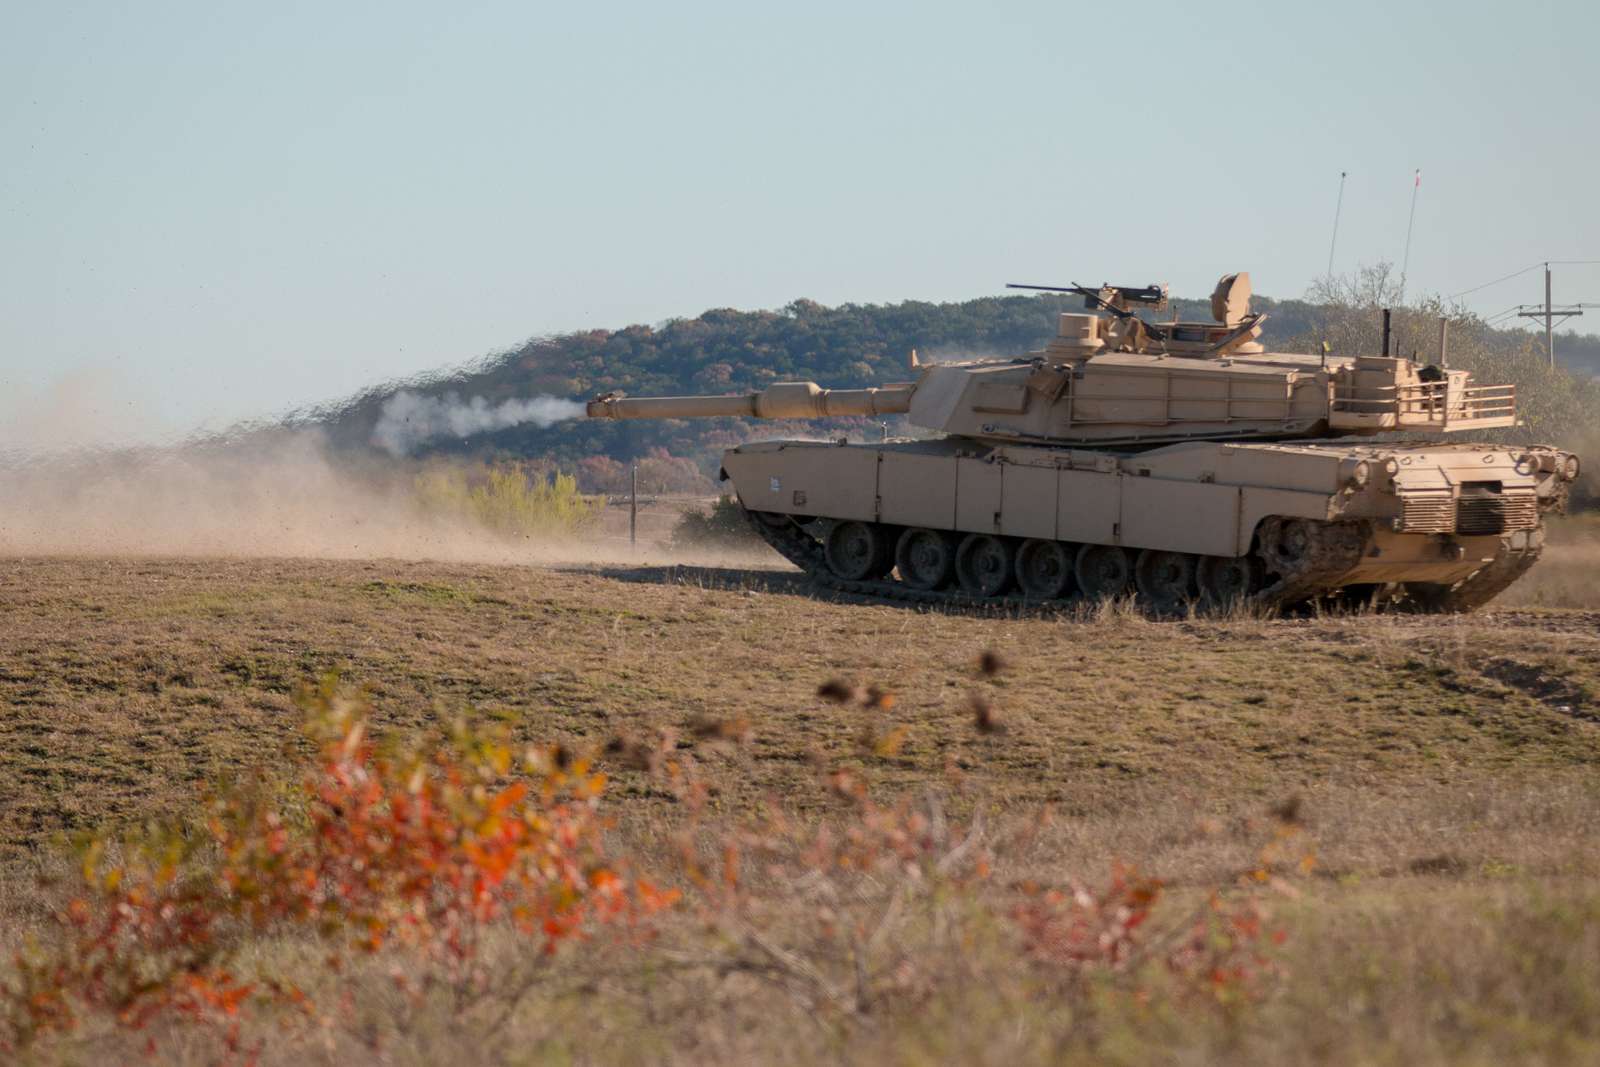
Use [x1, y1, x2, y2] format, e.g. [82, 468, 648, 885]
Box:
[741, 508, 1371, 617]
[1396, 529, 1545, 614]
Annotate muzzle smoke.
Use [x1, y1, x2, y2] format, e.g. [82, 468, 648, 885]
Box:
[372, 391, 584, 456]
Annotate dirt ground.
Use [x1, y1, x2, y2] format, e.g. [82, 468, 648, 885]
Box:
[2, 522, 1599, 1064]
[1, 539, 1596, 864]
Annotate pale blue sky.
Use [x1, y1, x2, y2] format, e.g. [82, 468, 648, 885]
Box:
[3, 0, 1597, 446]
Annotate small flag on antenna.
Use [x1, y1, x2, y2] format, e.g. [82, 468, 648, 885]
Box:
[1415, 169, 1422, 187]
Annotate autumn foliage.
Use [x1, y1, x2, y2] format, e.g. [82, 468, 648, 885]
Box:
[1, 668, 1303, 1060]
[666, 767, 1295, 1021]
[0, 678, 672, 1057]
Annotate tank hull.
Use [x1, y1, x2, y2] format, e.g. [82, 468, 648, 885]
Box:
[720, 437, 1567, 613]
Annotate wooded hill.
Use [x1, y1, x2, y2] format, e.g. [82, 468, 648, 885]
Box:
[311, 286, 1600, 497]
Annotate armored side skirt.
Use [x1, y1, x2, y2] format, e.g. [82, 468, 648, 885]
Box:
[721, 437, 1555, 592]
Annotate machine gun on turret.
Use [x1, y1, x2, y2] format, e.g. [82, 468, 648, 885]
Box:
[1010, 274, 1268, 357]
[1008, 281, 1171, 340]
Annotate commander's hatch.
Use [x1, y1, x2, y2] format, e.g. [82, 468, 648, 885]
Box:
[1086, 272, 1267, 358]
[1152, 272, 1267, 357]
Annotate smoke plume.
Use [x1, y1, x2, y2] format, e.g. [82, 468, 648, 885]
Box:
[372, 391, 584, 456]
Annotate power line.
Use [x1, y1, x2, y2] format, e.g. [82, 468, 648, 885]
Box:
[1484, 302, 1598, 328]
[1447, 260, 1600, 300]
[1482, 306, 1523, 327]
[1447, 262, 1543, 299]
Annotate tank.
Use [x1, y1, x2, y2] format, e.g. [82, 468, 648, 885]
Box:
[587, 273, 1581, 614]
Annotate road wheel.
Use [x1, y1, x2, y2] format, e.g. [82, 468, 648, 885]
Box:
[1075, 544, 1132, 601]
[955, 534, 1017, 597]
[1135, 550, 1197, 615]
[1261, 517, 1314, 575]
[1015, 539, 1076, 599]
[1197, 554, 1263, 611]
[824, 521, 891, 582]
[895, 528, 957, 591]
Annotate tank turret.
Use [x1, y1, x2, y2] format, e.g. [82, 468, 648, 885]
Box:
[582, 272, 1579, 615]
[591, 273, 1516, 448]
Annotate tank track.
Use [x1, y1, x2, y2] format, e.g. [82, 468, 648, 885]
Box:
[743, 509, 1051, 613]
[741, 508, 1373, 616]
[1397, 529, 1546, 614]
[1252, 516, 1370, 610]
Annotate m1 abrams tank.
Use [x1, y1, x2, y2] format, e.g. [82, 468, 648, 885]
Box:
[588, 273, 1580, 614]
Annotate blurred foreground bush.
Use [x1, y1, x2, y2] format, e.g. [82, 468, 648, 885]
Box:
[2, 673, 1304, 1063]
[0, 679, 671, 1060]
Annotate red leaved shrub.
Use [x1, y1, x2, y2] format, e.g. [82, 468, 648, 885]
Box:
[1, 677, 674, 1057]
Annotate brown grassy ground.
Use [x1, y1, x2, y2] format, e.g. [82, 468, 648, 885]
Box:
[2, 524, 1599, 1064]
[2, 550, 1597, 859]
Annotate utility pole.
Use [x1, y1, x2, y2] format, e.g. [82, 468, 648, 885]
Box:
[1514, 262, 1585, 368]
[629, 464, 638, 547]
[1546, 264, 1553, 367]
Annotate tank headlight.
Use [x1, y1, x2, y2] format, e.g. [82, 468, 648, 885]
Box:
[1514, 454, 1537, 476]
[1564, 455, 1581, 481]
[1340, 458, 1371, 488]
[1384, 458, 1400, 475]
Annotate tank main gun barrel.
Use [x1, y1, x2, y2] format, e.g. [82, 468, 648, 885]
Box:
[586, 381, 914, 421]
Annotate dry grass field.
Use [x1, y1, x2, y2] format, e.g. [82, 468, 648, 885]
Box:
[2, 518, 1599, 1064]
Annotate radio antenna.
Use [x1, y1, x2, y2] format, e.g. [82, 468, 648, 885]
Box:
[1325, 170, 1348, 279]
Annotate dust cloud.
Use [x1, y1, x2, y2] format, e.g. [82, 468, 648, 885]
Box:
[0, 372, 773, 568]
[0, 430, 748, 566]
[3, 432, 474, 560]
